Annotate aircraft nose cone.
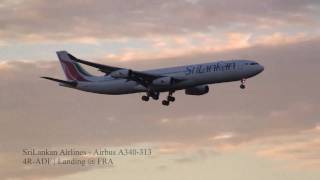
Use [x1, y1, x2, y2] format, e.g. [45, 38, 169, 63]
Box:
[260, 65, 265, 72]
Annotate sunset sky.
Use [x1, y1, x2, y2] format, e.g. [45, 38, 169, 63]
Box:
[0, 0, 320, 179]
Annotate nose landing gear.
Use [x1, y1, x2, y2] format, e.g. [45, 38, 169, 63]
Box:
[240, 79, 246, 89]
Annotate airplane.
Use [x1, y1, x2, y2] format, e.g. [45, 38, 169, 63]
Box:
[42, 51, 264, 106]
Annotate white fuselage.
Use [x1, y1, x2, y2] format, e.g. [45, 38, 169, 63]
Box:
[70, 60, 264, 95]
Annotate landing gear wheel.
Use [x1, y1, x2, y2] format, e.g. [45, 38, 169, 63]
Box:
[147, 91, 160, 100]
[151, 92, 160, 100]
[142, 95, 150, 101]
[162, 100, 170, 106]
[240, 79, 246, 89]
[167, 96, 175, 102]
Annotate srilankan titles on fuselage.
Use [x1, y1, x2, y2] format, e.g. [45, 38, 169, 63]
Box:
[185, 62, 237, 76]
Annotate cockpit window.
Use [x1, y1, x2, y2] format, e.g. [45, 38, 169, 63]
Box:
[250, 62, 258, 65]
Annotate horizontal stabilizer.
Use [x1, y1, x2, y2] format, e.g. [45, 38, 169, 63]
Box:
[41, 76, 77, 87]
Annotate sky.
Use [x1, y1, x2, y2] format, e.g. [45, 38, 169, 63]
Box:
[0, 0, 320, 179]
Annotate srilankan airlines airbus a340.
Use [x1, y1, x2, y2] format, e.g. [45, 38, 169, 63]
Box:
[42, 51, 264, 106]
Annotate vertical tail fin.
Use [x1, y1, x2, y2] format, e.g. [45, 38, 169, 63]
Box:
[57, 51, 93, 81]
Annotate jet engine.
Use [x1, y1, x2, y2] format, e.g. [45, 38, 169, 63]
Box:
[152, 77, 173, 86]
[185, 85, 209, 95]
[110, 69, 131, 78]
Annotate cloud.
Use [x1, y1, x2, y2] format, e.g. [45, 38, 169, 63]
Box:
[1, 37, 320, 179]
[209, 132, 235, 141]
[253, 32, 308, 46]
[1, 0, 318, 62]
[0, 61, 13, 70]
[1, 38, 319, 149]
[103, 32, 310, 62]
[1, 1, 320, 179]
[0, 0, 318, 43]
[256, 127, 320, 169]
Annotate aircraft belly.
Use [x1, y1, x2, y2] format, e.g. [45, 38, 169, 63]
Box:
[210, 71, 241, 83]
[186, 70, 243, 85]
[77, 80, 141, 95]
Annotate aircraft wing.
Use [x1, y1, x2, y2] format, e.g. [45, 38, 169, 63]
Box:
[69, 54, 183, 87]
[68, 53, 121, 74]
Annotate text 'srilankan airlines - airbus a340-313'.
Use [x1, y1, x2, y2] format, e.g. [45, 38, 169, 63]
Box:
[42, 51, 264, 106]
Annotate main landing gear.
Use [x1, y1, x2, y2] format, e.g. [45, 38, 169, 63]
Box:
[162, 91, 175, 106]
[141, 91, 159, 101]
[141, 90, 176, 106]
[240, 79, 246, 89]
[141, 95, 150, 101]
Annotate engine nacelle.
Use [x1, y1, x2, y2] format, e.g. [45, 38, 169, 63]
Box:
[152, 77, 173, 86]
[185, 85, 209, 95]
[110, 69, 131, 78]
